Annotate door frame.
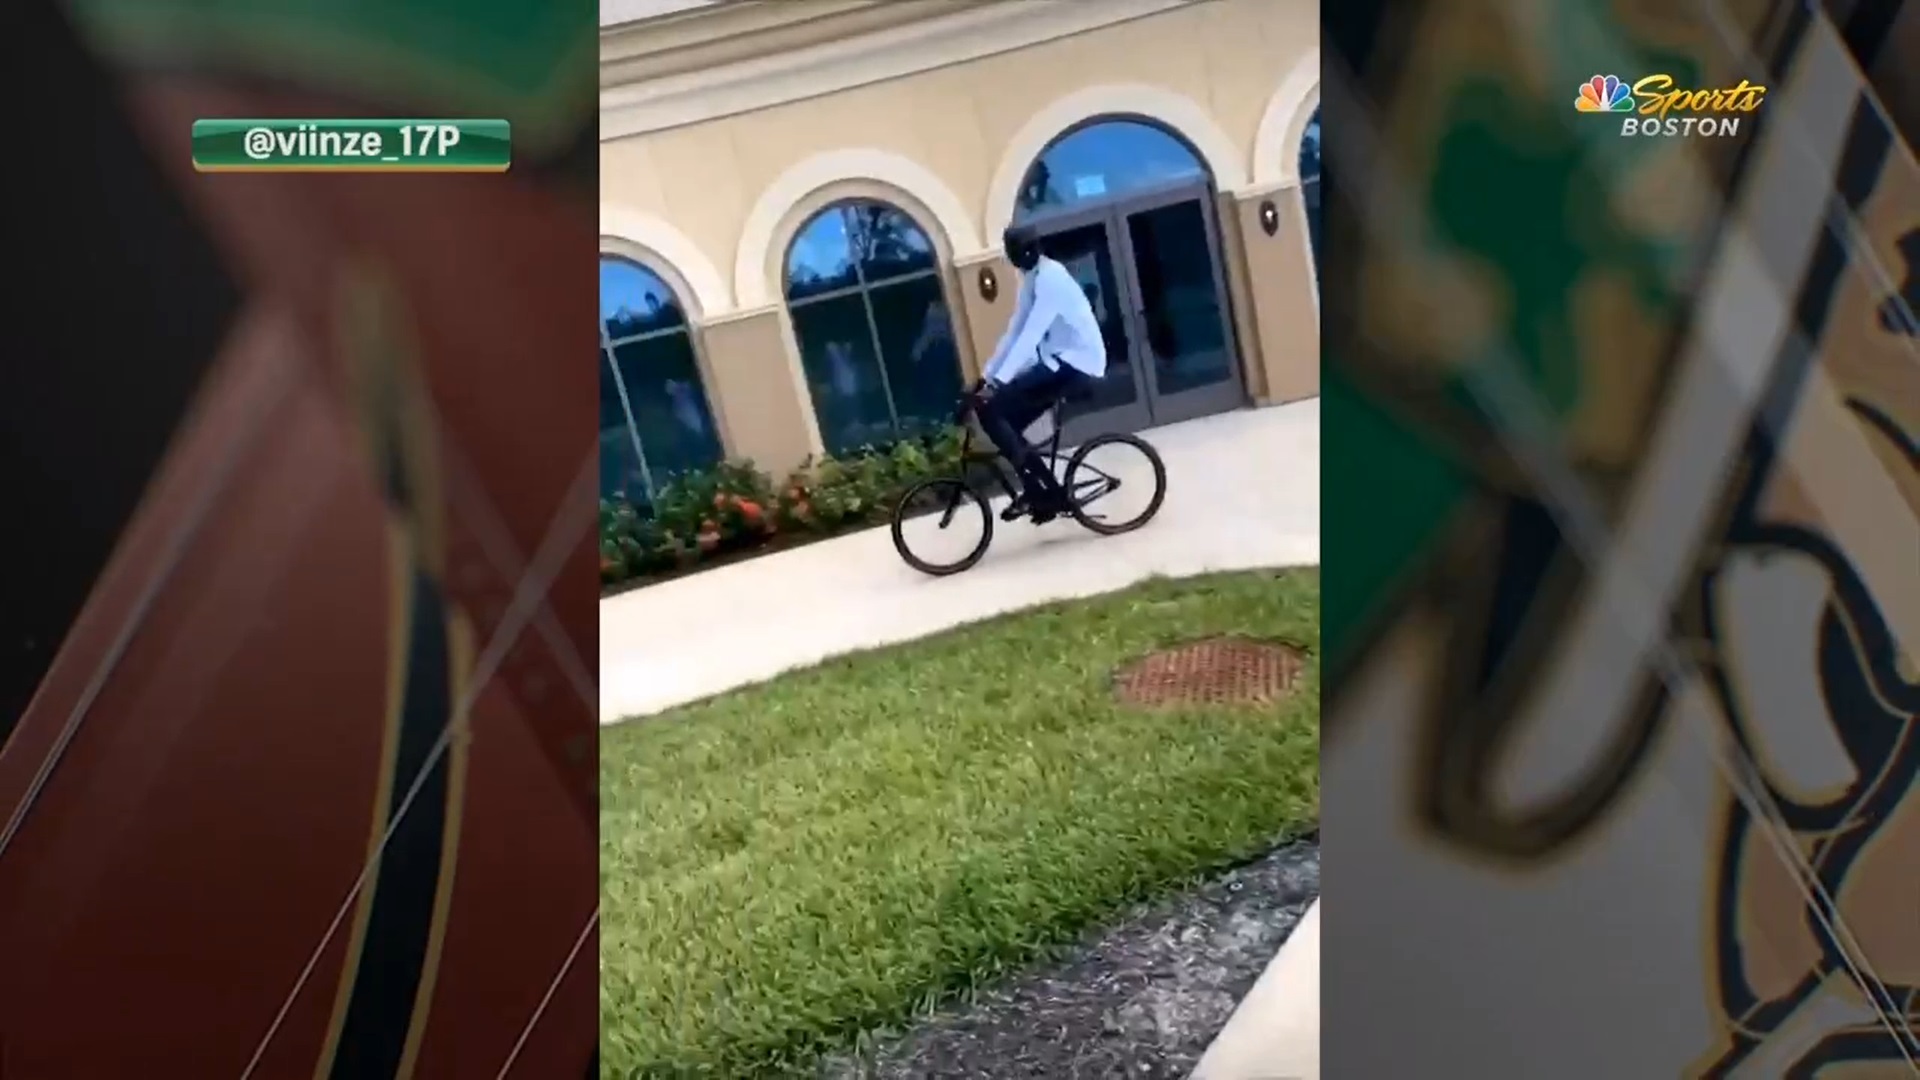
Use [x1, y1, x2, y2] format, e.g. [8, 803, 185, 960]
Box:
[1019, 180, 1247, 443]
[1110, 181, 1249, 427]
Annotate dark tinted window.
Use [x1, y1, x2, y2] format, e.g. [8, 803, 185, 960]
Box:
[1301, 107, 1322, 287]
[599, 256, 722, 500]
[783, 200, 962, 454]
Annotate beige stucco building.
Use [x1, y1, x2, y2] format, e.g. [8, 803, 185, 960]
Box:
[598, 0, 1320, 498]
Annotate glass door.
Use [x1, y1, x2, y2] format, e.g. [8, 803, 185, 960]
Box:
[1112, 184, 1247, 426]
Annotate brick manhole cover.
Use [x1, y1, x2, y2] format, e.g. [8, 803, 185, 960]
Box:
[1112, 636, 1306, 707]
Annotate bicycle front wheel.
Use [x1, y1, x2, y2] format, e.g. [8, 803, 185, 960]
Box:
[891, 477, 994, 575]
[1064, 433, 1167, 535]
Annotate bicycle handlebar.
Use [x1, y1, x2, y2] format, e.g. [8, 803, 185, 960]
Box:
[953, 382, 990, 422]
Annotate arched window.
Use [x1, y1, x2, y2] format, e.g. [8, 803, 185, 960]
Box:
[599, 256, 723, 502]
[783, 199, 963, 454]
[1014, 119, 1210, 221]
[1300, 106, 1322, 286]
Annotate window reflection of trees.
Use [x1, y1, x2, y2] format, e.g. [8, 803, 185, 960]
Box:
[783, 199, 963, 455]
[599, 257, 724, 503]
[1300, 106, 1322, 287]
[1014, 119, 1209, 221]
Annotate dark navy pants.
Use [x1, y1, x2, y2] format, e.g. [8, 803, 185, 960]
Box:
[978, 360, 1092, 499]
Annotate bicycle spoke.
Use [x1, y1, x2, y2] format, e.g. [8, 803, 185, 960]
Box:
[1073, 478, 1114, 513]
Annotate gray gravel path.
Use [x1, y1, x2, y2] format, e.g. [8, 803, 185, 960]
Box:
[819, 836, 1319, 1080]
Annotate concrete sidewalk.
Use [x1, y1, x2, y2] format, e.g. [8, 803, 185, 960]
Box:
[599, 399, 1319, 721]
[1192, 899, 1320, 1080]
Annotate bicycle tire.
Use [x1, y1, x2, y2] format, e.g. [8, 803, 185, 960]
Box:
[891, 477, 994, 575]
[1064, 433, 1167, 535]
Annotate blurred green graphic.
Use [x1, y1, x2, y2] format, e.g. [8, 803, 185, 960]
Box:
[67, 0, 593, 148]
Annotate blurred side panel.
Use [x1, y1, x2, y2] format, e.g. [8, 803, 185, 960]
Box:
[0, 0, 598, 1076]
[0, 0, 236, 737]
[1830, 0, 1918, 140]
[1324, 0, 1920, 1074]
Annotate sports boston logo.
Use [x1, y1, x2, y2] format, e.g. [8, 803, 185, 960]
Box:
[1575, 72, 1766, 137]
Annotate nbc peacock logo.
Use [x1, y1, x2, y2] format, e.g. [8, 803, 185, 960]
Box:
[1575, 74, 1633, 113]
[1577, 72, 1766, 137]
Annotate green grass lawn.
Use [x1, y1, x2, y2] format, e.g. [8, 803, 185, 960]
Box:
[600, 569, 1319, 1078]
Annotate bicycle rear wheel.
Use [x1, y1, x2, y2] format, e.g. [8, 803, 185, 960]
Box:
[891, 477, 994, 575]
[1063, 433, 1167, 535]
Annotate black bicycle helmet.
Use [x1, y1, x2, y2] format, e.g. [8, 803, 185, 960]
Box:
[1002, 223, 1041, 271]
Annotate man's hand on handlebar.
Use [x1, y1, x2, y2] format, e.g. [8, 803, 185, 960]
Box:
[955, 379, 992, 423]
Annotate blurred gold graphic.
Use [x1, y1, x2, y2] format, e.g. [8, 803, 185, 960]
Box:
[1325, 0, 1920, 1073]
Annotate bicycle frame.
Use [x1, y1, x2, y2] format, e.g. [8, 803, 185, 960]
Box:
[940, 398, 1126, 525]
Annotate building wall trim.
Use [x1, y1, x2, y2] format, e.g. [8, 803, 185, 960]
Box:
[1253, 47, 1320, 187]
[734, 147, 983, 310]
[982, 82, 1251, 234]
[600, 203, 733, 318]
[601, 0, 724, 31]
[601, 0, 1198, 141]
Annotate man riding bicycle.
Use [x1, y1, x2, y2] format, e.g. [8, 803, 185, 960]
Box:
[970, 222, 1108, 524]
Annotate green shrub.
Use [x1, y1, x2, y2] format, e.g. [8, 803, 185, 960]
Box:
[643, 460, 778, 558]
[600, 497, 685, 583]
[600, 425, 970, 590]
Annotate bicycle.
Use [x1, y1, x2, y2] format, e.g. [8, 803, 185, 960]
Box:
[889, 389, 1168, 576]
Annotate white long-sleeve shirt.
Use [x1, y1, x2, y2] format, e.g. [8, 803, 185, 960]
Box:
[982, 256, 1108, 385]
